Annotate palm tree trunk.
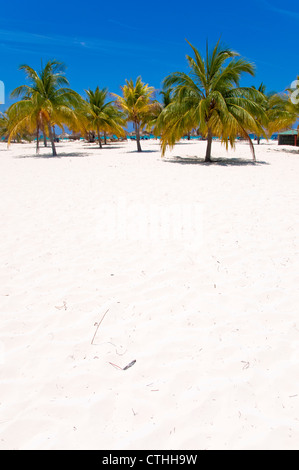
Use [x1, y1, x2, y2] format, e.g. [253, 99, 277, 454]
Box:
[43, 126, 47, 147]
[36, 124, 40, 154]
[104, 131, 107, 145]
[205, 128, 213, 162]
[241, 128, 256, 163]
[135, 122, 142, 152]
[47, 122, 57, 156]
[88, 131, 95, 143]
[248, 136, 256, 162]
[97, 126, 102, 148]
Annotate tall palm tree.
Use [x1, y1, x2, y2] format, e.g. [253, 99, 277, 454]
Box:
[266, 84, 299, 136]
[8, 60, 82, 156]
[250, 83, 272, 144]
[155, 40, 266, 162]
[112, 77, 159, 152]
[250, 81, 299, 140]
[80, 87, 125, 147]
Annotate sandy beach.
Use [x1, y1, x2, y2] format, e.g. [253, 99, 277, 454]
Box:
[0, 138, 299, 450]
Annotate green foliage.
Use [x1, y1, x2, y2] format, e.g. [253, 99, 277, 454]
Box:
[154, 39, 267, 161]
[266, 82, 298, 135]
[77, 87, 125, 146]
[0, 111, 34, 142]
[0, 112, 8, 140]
[250, 83, 298, 140]
[8, 60, 82, 155]
[112, 77, 159, 151]
[3, 44, 299, 159]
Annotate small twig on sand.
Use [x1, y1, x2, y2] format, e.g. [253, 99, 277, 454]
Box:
[109, 361, 123, 370]
[123, 360, 136, 370]
[108, 359, 137, 371]
[55, 301, 67, 311]
[241, 361, 250, 370]
[91, 309, 109, 345]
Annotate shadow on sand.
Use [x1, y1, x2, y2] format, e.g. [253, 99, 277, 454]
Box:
[164, 156, 269, 166]
[81, 145, 127, 151]
[14, 151, 90, 159]
[126, 149, 158, 154]
[272, 148, 299, 155]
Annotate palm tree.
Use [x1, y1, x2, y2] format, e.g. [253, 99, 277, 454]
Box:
[249, 83, 297, 144]
[250, 83, 268, 144]
[0, 112, 9, 141]
[112, 77, 159, 152]
[80, 87, 125, 147]
[144, 88, 173, 138]
[249, 81, 299, 140]
[160, 88, 173, 108]
[1, 111, 35, 144]
[155, 40, 266, 162]
[8, 60, 82, 156]
[266, 84, 299, 136]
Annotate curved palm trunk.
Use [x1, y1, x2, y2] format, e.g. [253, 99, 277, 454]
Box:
[135, 122, 142, 152]
[47, 122, 57, 156]
[36, 124, 40, 154]
[97, 126, 102, 148]
[205, 128, 213, 162]
[247, 136, 256, 162]
[241, 127, 256, 162]
[43, 123, 47, 147]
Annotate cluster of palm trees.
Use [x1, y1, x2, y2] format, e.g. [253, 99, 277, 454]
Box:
[1, 40, 298, 162]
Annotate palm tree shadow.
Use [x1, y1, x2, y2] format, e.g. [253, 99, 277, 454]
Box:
[80, 146, 125, 151]
[82, 144, 127, 150]
[14, 152, 90, 159]
[55, 152, 91, 158]
[273, 148, 299, 155]
[126, 149, 158, 154]
[164, 156, 269, 166]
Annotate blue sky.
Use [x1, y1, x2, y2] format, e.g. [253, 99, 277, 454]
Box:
[0, 0, 298, 112]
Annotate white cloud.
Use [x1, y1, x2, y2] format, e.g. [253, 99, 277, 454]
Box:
[259, 0, 299, 19]
[0, 28, 164, 57]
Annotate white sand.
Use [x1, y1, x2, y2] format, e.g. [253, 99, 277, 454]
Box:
[0, 138, 299, 450]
